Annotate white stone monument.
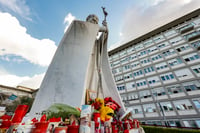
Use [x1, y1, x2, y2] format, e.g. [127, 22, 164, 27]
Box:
[30, 13, 125, 117]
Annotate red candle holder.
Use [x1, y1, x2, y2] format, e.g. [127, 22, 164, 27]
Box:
[68, 125, 79, 133]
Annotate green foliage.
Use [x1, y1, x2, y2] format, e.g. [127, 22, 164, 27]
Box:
[47, 110, 79, 120]
[142, 126, 200, 133]
[45, 103, 80, 120]
[6, 100, 21, 113]
[20, 96, 34, 105]
[20, 96, 34, 112]
[6, 96, 34, 113]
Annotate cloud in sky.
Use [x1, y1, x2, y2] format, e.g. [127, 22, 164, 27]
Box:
[0, 0, 31, 20]
[19, 73, 45, 89]
[0, 66, 44, 89]
[0, 12, 57, 67]
[0, 67, 29, 87]
[110, 0, 200, 50]
[64, 13, 76, 32]
[1, 54, 25, 63]
[0, 11, 51, 88]
[0, 74, 29, 87]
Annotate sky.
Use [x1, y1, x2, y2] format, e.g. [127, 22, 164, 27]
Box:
[0, 0, 200, 89]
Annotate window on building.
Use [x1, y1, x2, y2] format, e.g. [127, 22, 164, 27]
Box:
[147, 46, 158, 54]
[109, 55, 114, 61]
[121, 94, 127, 102]
[124, 72, 133, 81]
[131, 105, 143, 114]
[183, 30, 200, 41]
[137, 50, 147, 57]
[174, 68, 194, 80]
[173, 100, 194, 111]
[115, 75, 124, 82]
[110, 63, 113, 67]
[151, 54, 163, 62]
[159, 102, 174, 111]
[162, 49, 176, 57]
[114, 67, 122, 74]
[109, 56, 113, 61]
[193, 18, 200, 25]
[191, 40, 200, 48]
[183, 120, 198, 128]
[144, 66, 155, 74]
[182, 80, 200, 92]
[177, 23, 195, 34]
[136, 79, 147, 88]
[112, 53, 119, 60]
[183, 53, 200, 63]
[132, 84, 136, 88]
[191, 65, 200, 77]
[133, 69, 143, 77]
[143, 39, 154, 47]
[126, 82, 135, 90]
[117, 84, 126, 91]
[112, 67, 122, 75]
[168, 120, 182, 127]
[120, 57, 129, 64]
[119, 50, 127, 57]
[164, 30, 177, 38]
[192, 98, 200, 109]
[157, 41, 170, 50]
[139, 90, 152, 99]
[152, 87, 166, 97]
[169, 121, 177, 127]
[129, 54, 137, 61]
[175, 44, 192, 53]
[166, 84, 184, 95]
[112, 69, 117, 74]
[147, 76, 160, 86]
[128, 92, 139, 101]
[155, 62, 168, 71]
[135, 43, 144, 51]
[140, 58, 151, 65]
[127, 46, 135, 53]
[160, 72, 176, 82]
[122, 64, 131, 72]
[153, 35, 165, 43]
[112, 60, 120, 67]
[145, 121, 163, 126]
[143, 104, 157, 113]
[169, 36, 184, 45]
[131, 61, 140, 70]
[196, 120, 200, 128]
[168, 57, 183, 67]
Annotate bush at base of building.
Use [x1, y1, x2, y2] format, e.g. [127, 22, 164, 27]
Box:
[142, 126, 200, 133]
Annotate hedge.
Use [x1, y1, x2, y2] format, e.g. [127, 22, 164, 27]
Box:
[142, 126, 200, 133]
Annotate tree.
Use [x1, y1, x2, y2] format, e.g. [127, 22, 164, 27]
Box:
[6, 96, 34, 113]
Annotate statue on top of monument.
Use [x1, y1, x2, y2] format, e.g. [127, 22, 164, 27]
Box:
[86, 8, 108, 33]
[85, 7, 110, 100]
[86, 14, 99, 24]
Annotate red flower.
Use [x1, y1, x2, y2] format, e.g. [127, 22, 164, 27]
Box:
[92, 101, 101, 110]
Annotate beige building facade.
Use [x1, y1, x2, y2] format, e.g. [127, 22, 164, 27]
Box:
[0, 85, 36, 104]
